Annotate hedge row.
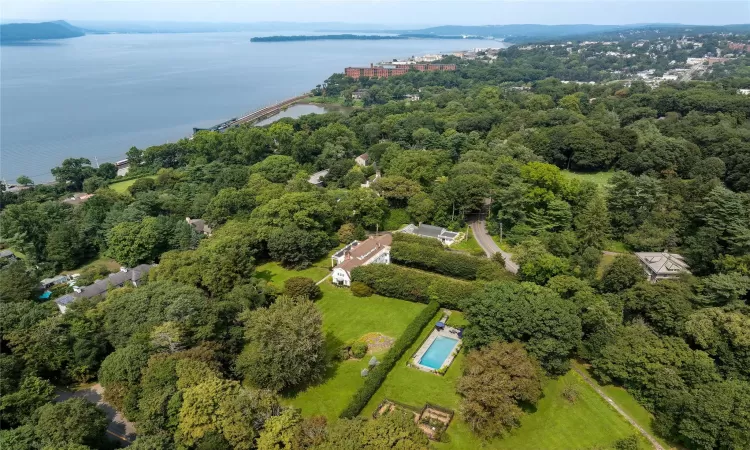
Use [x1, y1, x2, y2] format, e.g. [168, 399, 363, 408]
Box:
[391, 232, 445, 249]
[391, 240, 500, 281]
[339, 300, 441, 418]
[351, 264, 477, 310]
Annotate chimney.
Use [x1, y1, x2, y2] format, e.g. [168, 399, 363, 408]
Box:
[370, 63, 374, 68]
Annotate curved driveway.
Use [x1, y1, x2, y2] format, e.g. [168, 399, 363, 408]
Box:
[469, 220, 519, 274]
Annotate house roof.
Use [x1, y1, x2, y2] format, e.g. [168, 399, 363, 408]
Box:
[76, 264, 154, 299]
[0, 250, 15, 258]
[401, 224, 459, 240]
[40, 275, 69, 285]
[308, 170, 329, 185]
[55, 294, 77, 307]
[335, 234, 392, 274]
[357, 153, 369, 161]
[188, 218, 206, 232]
[635, 252, 690, 276]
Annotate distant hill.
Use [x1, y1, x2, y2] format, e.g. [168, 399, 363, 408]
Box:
[0, 20, 85, 42]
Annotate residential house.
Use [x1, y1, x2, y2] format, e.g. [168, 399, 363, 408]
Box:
[398, 223, 460, 246]
[635, 252, 690, 282]
[186, 217, 213, 236]
[355, 153, 370, 167]
[331, 234, 392, 287]
[40, 274, 70, 290]
[352, 89, 369, 100]
[0, 250, 17, 262]
[404, 93, 420, 102]
[738, 88, 750, 95]
[54, 264, 153, 313]
[308, 169, 329, 186]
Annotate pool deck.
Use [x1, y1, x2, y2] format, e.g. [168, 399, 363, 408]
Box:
[410, 324, 462, 374]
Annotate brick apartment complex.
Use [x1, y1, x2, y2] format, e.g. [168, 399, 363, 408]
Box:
[344, 63, 457, 79]
[728, 41, 750, 52]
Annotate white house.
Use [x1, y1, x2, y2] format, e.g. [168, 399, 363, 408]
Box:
[635, 252, 690, 282]
[331, 234, 392, 287]
[355, 153, 370, 167]
[398, 223, 461, 246]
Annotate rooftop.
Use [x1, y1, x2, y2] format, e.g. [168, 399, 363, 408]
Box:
[335, 234, 392, 273]
[635, 252, 690, 276]
[401, 224, 459, 241]
[308, 169, 329, 185]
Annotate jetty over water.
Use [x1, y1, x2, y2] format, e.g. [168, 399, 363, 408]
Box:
[193, 93, 311, 134]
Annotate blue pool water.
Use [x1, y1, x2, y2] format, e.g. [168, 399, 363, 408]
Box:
[420, 336, 459, 370]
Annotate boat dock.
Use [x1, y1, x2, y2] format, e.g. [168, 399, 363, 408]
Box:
[193, 93, 311, 134]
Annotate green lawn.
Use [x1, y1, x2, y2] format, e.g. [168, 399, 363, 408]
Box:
[597, 253, 619, 279]
[255, 261, 330, 288]
[362, 312, 645, 449]
[562, 170, 615, 188]
[282, 283, 426, 419]
[605, 240, 630, 253]
[62, 255, 122, 276]
[109, 175, 157, 194]
[452, 230, 485, 257]
[574, 362, 672, 449]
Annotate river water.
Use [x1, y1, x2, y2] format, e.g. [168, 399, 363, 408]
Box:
[1, 32, 498, 182]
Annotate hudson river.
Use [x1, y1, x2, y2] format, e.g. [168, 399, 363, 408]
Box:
[1, 32, 497, 182]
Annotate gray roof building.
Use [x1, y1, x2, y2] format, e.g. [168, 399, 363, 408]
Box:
[635, 252, 690, 282]
[186, 217, 213, 236]
[40, 275, 70, 289]
[55, 264, 154, 313]
[308, 170, 329, 186]
[399, 223, 460, 245]
[0, 250, 16, 259]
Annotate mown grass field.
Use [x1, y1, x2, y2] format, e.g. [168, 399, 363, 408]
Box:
[109, 175, 157, 193]
[362, 311, 646, 449]
[562, 170, 615, 188]
[282, 282, 426, 419]
[255, 261, 330, 288]
[62, 255, 122, 275]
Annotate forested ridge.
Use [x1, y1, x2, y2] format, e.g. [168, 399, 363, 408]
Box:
[1, 29, 750, 450]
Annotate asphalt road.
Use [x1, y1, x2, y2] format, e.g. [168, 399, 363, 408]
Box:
[469, 219, 519, 274]
[56, 383, 136, 446]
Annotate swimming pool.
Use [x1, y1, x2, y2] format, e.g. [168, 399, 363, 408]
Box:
[419, 336, 459, 370]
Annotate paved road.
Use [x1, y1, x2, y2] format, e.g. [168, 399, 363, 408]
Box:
[56, 383, 135, 446]
[573, 367, 665, 450]
[469, 219, 519, 274]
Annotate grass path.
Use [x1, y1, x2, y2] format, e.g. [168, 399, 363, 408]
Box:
[572, 365, 665, 450]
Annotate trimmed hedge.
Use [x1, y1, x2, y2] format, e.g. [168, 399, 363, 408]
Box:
[339, 300, 440, 418]
[391, 240, 503, 281]
[391, 232, 445, 249]
[351, 264, 477, 310]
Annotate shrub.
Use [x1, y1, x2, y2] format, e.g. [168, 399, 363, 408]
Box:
[392, 232, 444, 249]
[340, 301, 440, 418]
[283, 277, 321, 300]
[351, 341, 368, 359]
[352, 264, 477, 309]
[391, 240, 499, 281]
[352, 264, 432, 303]
[383, 208, 410, 231]
[350, 281, 373, 297]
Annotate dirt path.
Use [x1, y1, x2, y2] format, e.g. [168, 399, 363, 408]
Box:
[572, 367, 665, 450]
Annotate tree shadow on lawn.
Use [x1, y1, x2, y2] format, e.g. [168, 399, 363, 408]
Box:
[282, 331, 347, 398]
[255, 269, 274, 282]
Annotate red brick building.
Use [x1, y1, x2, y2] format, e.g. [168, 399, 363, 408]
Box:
[344, 63, 456, 79]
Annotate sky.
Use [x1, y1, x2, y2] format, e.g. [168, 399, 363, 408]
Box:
[2, 0, 748, 26]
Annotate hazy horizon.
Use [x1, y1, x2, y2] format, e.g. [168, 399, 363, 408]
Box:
[3, 0, 749, 27]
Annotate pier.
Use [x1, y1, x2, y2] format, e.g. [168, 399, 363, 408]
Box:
[193, 93, 311, 134]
